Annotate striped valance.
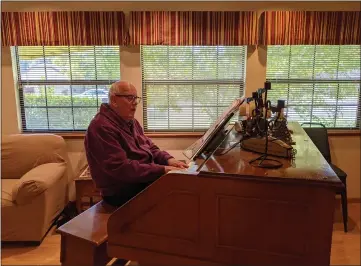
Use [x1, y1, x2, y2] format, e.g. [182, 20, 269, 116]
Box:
[1, 11, 127, 46]
[129, 11, 259, 45]
[260, 11, 361, 45]
[3, 11, 360, 46]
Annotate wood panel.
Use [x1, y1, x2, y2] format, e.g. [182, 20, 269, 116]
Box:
[1, 203, 360, 265]
[57, 201, 118, 266]
[108, 172, 337, 265]
[60, 235, 110, 266]
[107, 123, 342, 265]
[128, 191, 200, 243]
[57, 201, 116, 245]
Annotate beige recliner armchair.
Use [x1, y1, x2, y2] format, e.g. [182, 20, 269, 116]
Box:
[1, 134, 73, 243]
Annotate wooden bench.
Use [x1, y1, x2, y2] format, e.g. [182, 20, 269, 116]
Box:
[57, 201, 118, 266]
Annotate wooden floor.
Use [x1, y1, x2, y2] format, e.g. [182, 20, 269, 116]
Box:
[2, 202, 360, 265]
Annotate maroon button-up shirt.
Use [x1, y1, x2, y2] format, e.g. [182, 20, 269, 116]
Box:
[84, 103, 173, 197]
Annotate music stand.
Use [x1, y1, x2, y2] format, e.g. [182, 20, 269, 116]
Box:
[183, 98, 245, 171]
[249, 82, 283, 169]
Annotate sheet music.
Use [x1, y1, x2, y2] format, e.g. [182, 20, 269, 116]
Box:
[183, 97, 244, 160]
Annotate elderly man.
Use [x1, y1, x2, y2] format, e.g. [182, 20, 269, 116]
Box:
[85, 81, 188, 207]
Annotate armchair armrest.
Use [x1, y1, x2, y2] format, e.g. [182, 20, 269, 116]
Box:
[12, 162, 66, 205]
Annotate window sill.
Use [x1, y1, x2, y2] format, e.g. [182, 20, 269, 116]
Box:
[54, 129, 360, 139]
[327, 130, 361, 136]
[54, 131, 204, 139]
[55, 132, 86, 139]
[145, 132, 204, 138]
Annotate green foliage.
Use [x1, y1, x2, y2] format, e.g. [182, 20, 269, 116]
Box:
[18, 45, 360, 131]
[17, 45, 120, 131]
[267, 45, 360, 128]
[24, 94, 99, 131]
[18, 46, 120, 81]
[142, 46, 245, 130]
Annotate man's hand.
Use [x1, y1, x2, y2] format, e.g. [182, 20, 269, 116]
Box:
[164, 165, 186, 173]
[167, 158, 189, 169]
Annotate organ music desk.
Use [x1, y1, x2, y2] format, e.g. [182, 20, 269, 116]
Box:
[107, 122, 342, 266]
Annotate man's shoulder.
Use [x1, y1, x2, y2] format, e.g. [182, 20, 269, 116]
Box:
[87, 113, 117, 135]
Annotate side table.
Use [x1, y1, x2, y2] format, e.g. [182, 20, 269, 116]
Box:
[75, 166, 101, 213]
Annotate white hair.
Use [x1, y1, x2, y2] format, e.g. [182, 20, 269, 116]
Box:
[108, 82, 119, 103]
[108, 81, 132, 103]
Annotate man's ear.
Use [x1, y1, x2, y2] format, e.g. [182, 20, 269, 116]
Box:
[110, 97, 118, 107]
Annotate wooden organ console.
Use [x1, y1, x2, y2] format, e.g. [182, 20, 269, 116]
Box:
[106, 99, 342, 266]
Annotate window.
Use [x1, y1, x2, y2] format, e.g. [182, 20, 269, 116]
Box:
[13, 46, 121, 132]
[141, 46, 246, 132]
[267, 45, 361, 129]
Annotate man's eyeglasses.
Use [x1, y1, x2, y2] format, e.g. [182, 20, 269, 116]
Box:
[114, 94, 142, 104]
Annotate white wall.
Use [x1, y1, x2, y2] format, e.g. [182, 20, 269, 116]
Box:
[1, 47, 21, 135]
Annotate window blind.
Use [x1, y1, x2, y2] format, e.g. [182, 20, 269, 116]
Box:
[266, 45, 360, 129]
[141, 45, 246, 132]
[14, 46, 121, 132]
